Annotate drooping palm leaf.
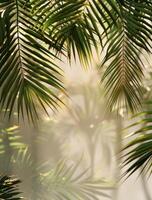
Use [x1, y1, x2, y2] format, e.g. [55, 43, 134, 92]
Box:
[31, 0, 123, 65]
[102, 0, 152, 112]
[123, 101, 152, 177]
[0, 0, 64, 122]
[30, 0, 103, 65]
[0, 176, 22, 200]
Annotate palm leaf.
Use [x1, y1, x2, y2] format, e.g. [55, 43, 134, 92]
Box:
[0, 0, 64, 122]
[0, 176, 22, 200]
[31, 0, 102, 65]
[123, 101, 152, 177]
[31, 0, 121, 65]
[101, 0, 152, 112]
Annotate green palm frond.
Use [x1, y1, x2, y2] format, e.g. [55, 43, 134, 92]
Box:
[31, 0, 121, 64]
[0, 0, 64, 122]
[31, 0, 101, 65]
[102, 0, 152, 112]
[123, 101, 152, 177]
[0, 176, 22, 200]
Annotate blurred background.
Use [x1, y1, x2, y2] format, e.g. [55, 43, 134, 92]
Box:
[0, 58, 152, 200]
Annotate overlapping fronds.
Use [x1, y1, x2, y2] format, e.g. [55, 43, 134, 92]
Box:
[0, 0, 64, 122]
[123, 101, 152, 177]
[1, 0, 152, 120]
[0, 176, 22, 199]
[30, 0, 152, 112]
[31, 0, 98, 65]
[31, 0, 119, 65]
[102, 0, 152, 112]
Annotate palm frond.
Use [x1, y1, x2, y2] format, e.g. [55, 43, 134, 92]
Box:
[31, 0, 121, 65]
[31, 0, 101, 65]
[102, 0, 152, 112]
[0, 0, 64, 122]
[123, 101, 152, 177]
[0, 176, 22, 200]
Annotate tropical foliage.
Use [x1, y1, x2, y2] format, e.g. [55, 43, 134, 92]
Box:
[1, 0, 152, 195]
[102, 0, 152, 112]
[0, 176, 22, 200]
[123, 101, 152, 177]
[0, 0, 64, 122]
[1, 0, 152, 120]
